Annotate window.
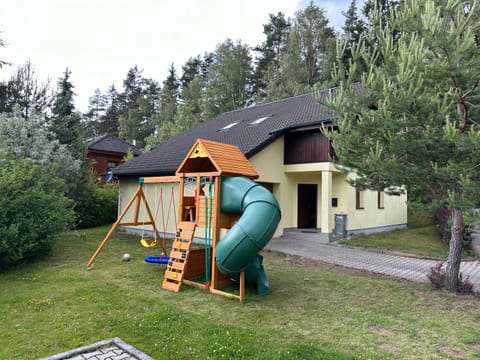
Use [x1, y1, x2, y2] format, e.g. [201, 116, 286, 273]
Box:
[107, 160, 118, 169]
[356, 190, 364, 209]
[248, 116, 269, 126]
[378, 191, 385, 209]
[331, 198, 338, 207]
[219, 122, 240, 131]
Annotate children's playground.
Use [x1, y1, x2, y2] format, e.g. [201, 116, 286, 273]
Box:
[87, 139, 281, 301]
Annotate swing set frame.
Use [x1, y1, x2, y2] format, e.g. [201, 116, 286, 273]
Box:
[86, 176, 179, 269]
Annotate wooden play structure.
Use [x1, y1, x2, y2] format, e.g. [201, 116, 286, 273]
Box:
[87, 139, 277, 302]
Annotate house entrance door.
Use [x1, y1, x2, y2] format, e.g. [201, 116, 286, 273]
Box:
[297, 184, 317, 228]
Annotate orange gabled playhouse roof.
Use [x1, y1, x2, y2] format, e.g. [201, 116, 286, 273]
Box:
[175, 139, 259, 179]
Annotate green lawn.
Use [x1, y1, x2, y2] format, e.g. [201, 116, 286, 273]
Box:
[1, 226, 480, 359]
[339, 212, 454, 259]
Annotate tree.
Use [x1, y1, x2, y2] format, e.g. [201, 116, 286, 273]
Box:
[203, 39, 252, 119]
[99, 85, 121, 136]
[340, 0, 367, 78]
[328, 0, 480, 292]
[84, 88, 108, 137]
[118, 66, 160, 148]
[0, 108, 83, 208]
[252, 12, 291, 101]
[0, 32, 10, 69]
[146, 64, 181, 148]
[265, 2, 337, 101]
[50, 68, 85, 158]
[0, 61, 52, 120]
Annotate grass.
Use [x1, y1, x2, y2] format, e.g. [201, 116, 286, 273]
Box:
[339, 211, 452, 259]
[1, 226, 480, 359]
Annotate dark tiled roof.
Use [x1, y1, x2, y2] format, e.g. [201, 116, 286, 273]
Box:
[88, 134, 142, 156]
[114, 85, 354, 178]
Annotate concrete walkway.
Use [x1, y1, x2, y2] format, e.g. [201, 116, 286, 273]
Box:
[265, 235, 480, 291]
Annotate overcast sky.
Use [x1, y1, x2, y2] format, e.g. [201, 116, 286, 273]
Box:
[1, 0, 358, 112]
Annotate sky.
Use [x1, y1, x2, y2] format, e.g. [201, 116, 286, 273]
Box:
[0, 0, 357, 112]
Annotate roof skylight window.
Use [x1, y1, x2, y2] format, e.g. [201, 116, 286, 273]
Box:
[249, 116, 269, 126]
[220, 121, 240, 131]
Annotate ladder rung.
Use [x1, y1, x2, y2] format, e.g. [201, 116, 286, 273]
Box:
[169, 250, 187, 260]
[169, 262, 186, 271]
[178, 221, 196, 231]
[176, 232, 194, 241]
[162, 280, 181, 292]
[172, 241, 191, 250]
[164, 269, 183, 280]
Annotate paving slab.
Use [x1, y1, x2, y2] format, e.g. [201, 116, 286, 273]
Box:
[265, 235, 480, 291]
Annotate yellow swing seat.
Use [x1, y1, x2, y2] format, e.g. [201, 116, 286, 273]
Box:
[140, 238, 157, 248]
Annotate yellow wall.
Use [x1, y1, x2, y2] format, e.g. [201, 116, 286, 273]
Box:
[250, 136, 407, 235]
[118, 136, 407, 238]
[118, 179, 180, 237]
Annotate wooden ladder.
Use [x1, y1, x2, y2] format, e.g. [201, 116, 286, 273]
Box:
[162, 221, 196, 292]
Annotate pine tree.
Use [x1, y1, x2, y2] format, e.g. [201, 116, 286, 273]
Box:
[329, 0, 480, 292]
[0, 61, 52, 120]
[0, 32, 9, 69]
[252, 12, 291, 101]
[117, 66, 160, 148]
[145, 64, 180, 148]
[340, 0, 367, 78]
[203, 39, 252, 119]
[84, 88, 107, 137]
[100, 85, 121, 136]
[265, 2, 337, 101]
[51, 68, 84, 158]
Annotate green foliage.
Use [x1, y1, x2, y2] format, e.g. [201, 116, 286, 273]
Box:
[265, 3, 337, 101]
[0, 159, 73, 270]
[252, 12, 291, 101]
[203, 39, 252, 119]
[0, 61, 53, 119]
[50, 68, 86, 158]
[0, 109, 83, 201]
[75, 184, 118, 229]
[118, 66, 160, 148]
[329, 0, 480, 290]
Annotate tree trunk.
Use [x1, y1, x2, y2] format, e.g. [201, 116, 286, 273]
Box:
[444, 209, 464, 291]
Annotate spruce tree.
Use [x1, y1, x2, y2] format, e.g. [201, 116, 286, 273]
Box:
[51, 68, 84, 158]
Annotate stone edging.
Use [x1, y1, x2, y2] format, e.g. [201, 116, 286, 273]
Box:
[39, 337, 154, 360]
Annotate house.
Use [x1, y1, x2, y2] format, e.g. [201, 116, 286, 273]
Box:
[113, 85, 407, 241]
[87, 134, 142, 181]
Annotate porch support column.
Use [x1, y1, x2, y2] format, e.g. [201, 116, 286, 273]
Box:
[320, 170, 333, 234]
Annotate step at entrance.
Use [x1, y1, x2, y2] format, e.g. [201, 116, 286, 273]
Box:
[162, 221, 197, 292]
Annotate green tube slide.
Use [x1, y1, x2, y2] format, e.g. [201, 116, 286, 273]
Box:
[216, 177, 281, 296]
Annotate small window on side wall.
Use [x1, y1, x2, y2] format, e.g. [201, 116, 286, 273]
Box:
[356, 190, 364, 209]
[378, 191, 385, 209]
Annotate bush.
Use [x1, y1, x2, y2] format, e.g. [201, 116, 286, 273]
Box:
[427, 261, 477, 295]
[0, 160, 74, 270]
[75, 183, 118, 229]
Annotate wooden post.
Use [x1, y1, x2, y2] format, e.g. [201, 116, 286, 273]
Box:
[210, 176, 223, 291]
[239, 271, 245, 302]
[87, 184, 143, 268]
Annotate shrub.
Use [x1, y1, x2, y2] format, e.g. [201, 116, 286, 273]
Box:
[427, 261, 477, 295]
[75, 183, 118, 229]
[426, 262, 445, 290]
[0, 160, 74, 270]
